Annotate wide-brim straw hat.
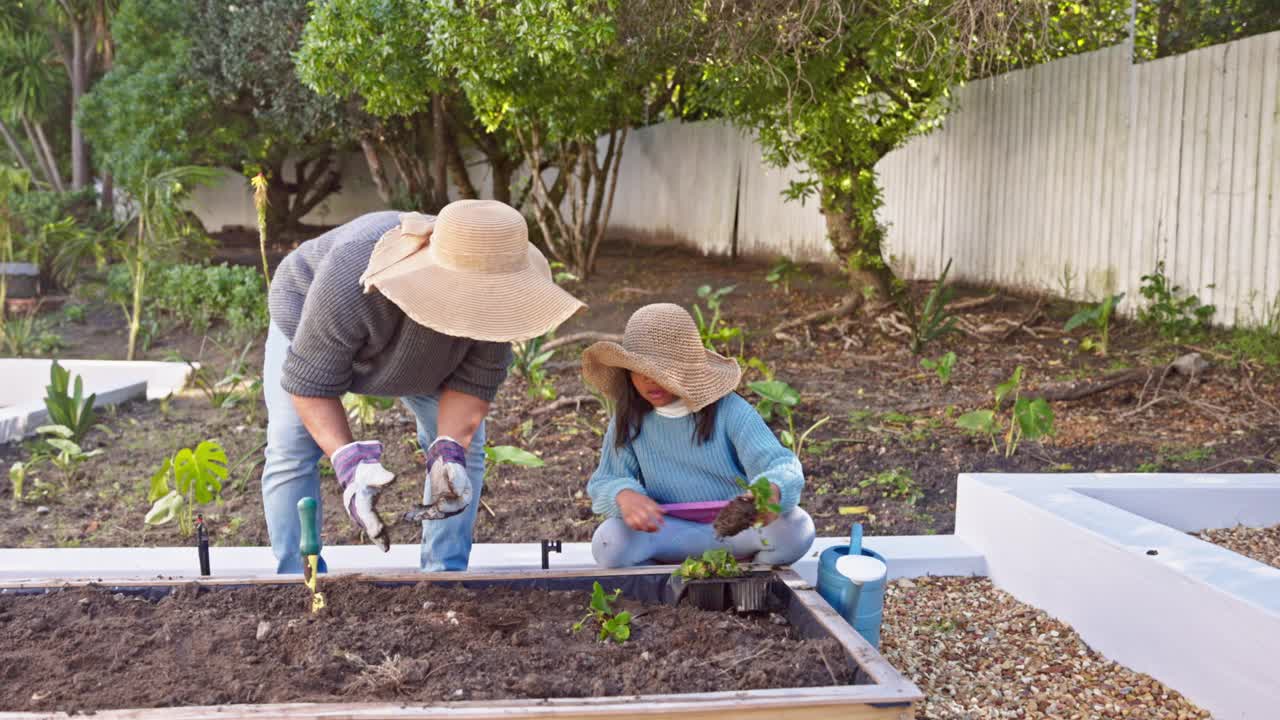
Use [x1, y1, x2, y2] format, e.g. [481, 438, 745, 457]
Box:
[581, 303, 741, 412]
[359, 199, 585, 342]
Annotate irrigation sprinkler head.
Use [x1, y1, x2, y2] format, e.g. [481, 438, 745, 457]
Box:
[541, 539, 562, 570]
[195, 514, 211, 577]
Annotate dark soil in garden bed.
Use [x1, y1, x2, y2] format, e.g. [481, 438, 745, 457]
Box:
[2, 238, 1277, 549]
[0, 578, 854, 712]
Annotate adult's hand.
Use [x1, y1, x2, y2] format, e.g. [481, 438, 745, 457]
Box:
[616, 489, 665, 532]
[423, 435, 472, 519]
[332, 440, 395, 551]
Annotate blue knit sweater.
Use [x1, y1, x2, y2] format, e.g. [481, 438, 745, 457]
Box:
[587, 393, 805, 518]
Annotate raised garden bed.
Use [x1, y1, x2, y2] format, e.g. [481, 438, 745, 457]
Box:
[1192, 523, 1280, 570]
[0, 567, 921, 718]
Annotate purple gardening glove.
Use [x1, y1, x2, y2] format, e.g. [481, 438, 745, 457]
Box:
[404, 436, 472, 522]
[332, 440, 395, 551]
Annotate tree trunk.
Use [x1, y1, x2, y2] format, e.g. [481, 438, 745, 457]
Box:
[445, 127, 478, 201]
[263, 161, 293, 241]
[491, 158, 514, 206]
[68, 19, 90, 190]
[101, 171, 114, 214]
[823, 179, 896, 311]
[23, 116, 64, 192]
[360, 136, 393, 205]
[0, 120, 35, 178]
[428, 95, 450, 211]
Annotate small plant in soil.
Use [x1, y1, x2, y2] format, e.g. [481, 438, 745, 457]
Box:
[859, 468, 922, 505]
[482, 444, 544, 484]
[44, 361, 98, 443]
[955, 366, 1054, 458]
[7, 461, 57, 504]
[343, 393, 396, 431]
[30, 424, 102, 485]
[510, 333, 557, 401]
[674, 549, 743, 580]
[765, 257, 806, 295]
[145, 440, 229, 537]
[571, 581, 632, 643]
[713, 478, 779, 538]
[1138, 262, 1215, 340]
[896, 258, 959, 355]
[919, 351, 957, 384]
[1064, 292, 1124, 356]
[184, 340, 261, 410]
[692, 284, 743, 354]
[747, 380, 830, 457]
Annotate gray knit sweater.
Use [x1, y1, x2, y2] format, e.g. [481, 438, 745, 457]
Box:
[268, 211, 512, 401]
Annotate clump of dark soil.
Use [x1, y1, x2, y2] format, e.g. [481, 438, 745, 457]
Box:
[713, 496, 759, 538]
[0, 578, 855, 713]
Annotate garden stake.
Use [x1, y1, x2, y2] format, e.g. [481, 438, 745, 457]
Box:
[541, 539, 562, 569]
[297, 497, 325, 613]
[195, 514, 210, 577]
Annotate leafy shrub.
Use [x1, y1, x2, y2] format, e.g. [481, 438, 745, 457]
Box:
[897, 259, 958, 355]
[1138, 262, 1214, 339]
[145, 440, 229, 537]
[1065, 293, 1124, 356]
[108, 261, 268, 338]
[956, 366, 1054, 458]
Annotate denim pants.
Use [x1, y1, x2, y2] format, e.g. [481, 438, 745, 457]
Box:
[262, 322, 487, 573]
[590, 507, 816, 568]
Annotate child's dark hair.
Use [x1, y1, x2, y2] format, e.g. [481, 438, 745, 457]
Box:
[615, 382, 719, 448]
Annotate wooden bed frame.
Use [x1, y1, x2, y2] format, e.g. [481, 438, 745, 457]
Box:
[0, 566, 922, 719]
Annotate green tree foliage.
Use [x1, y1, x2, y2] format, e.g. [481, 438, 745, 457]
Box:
[79, 0, 348, 235]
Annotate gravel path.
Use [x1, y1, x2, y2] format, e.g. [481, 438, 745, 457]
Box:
[880, 576, 1210, 719]
[1192, 524, 1280, 569]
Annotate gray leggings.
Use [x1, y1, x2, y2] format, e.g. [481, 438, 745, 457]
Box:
[591, 508, 816, 568]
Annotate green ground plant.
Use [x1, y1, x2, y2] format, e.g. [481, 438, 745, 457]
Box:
[510, 334, 557, 401]
[1138, 262, 1215, 340]
[859, 468, 923, 505]
[919, 351, 957, 384]
[44, 361, 98, 443]
[673, 549, 743, 580]
[737, 476, 782, 522]
[482, 444, 545, 484]
[1064, 292, 1124, 356]
[571, 581, 632, 644]
[692, 285, 743, 354]
[2, 309, 64, 357]
[897, 260, 959, 355]
[145, 440, 229, 537]
[747, 379, 830, 457]
[343, 394, 396, 431]
[31, 425, 102, 486]
[765, 258, 806, 295]
[108, 261, 268, 340]
[956, 366, 1055, 457]
[184, 341, 261, 411]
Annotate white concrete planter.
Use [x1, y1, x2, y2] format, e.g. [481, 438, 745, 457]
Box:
[0, 359, 192, 444]
[956, 472, 1280, 720]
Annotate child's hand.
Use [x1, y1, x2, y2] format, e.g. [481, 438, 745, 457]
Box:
[616, 489, 665, 532]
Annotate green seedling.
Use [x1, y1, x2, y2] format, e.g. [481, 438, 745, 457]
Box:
[747, 379, 830, 456]
[186, 340, 260, 410]
[859, 468, 922, 505]
[571, 581, 632, 643]
[44, 361, 98, 443]
[511, 333, 557, 401]
[765, 257, 806, 295]
[1064, 293, 1124, 356]
[34, 424, 102, 484]
[897, 258, 959, 355]
[692, 285, 743, 354]
[145, 440, 229, 537]
[673, 549, 743, 580]
[343, 394, 396, 431]
[919, 351, 957, 384]
[738, 476, 781, 519]
[1138, 262, 1215, 340]
[482, 444, 545, 484]
[955, 366, 1054, 458]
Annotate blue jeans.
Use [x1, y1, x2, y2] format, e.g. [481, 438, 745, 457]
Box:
[261, 322, 487, 573]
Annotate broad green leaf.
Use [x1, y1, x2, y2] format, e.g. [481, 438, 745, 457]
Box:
[748, 380, 800, 407]
[36, 425, 74, 438]
[994, 366, 1023, 408]
[145, 490, 185, 526]
[1064, 307, 1098, 332]
[147, 458, 173, 503]
[956, 410, 996, 434]
[46, 438, 82, 456]
[485, 445, 545, 468]
[1014, 397, 1055, 440]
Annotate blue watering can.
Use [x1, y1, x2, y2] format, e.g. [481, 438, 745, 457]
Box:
[816, 523, 888, 648]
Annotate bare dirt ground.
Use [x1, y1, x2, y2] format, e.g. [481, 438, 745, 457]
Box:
[2, 238, 1277, 550]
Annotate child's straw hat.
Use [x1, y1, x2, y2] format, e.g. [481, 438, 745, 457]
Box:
[581, 303, 741, 412]
[359, 199, 585, 342]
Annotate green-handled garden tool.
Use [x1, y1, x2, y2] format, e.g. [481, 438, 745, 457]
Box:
[297, 497, 326, 614]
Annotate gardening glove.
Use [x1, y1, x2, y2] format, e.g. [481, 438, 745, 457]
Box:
[332, 440, 395, 552]
[405, 436, 472, 522]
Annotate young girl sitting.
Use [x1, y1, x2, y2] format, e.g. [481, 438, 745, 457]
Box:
[581, 303, 815, 568]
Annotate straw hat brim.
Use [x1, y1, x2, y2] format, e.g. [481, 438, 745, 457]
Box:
[364, 243, 586, 342]
[581, 341, 741, 413]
